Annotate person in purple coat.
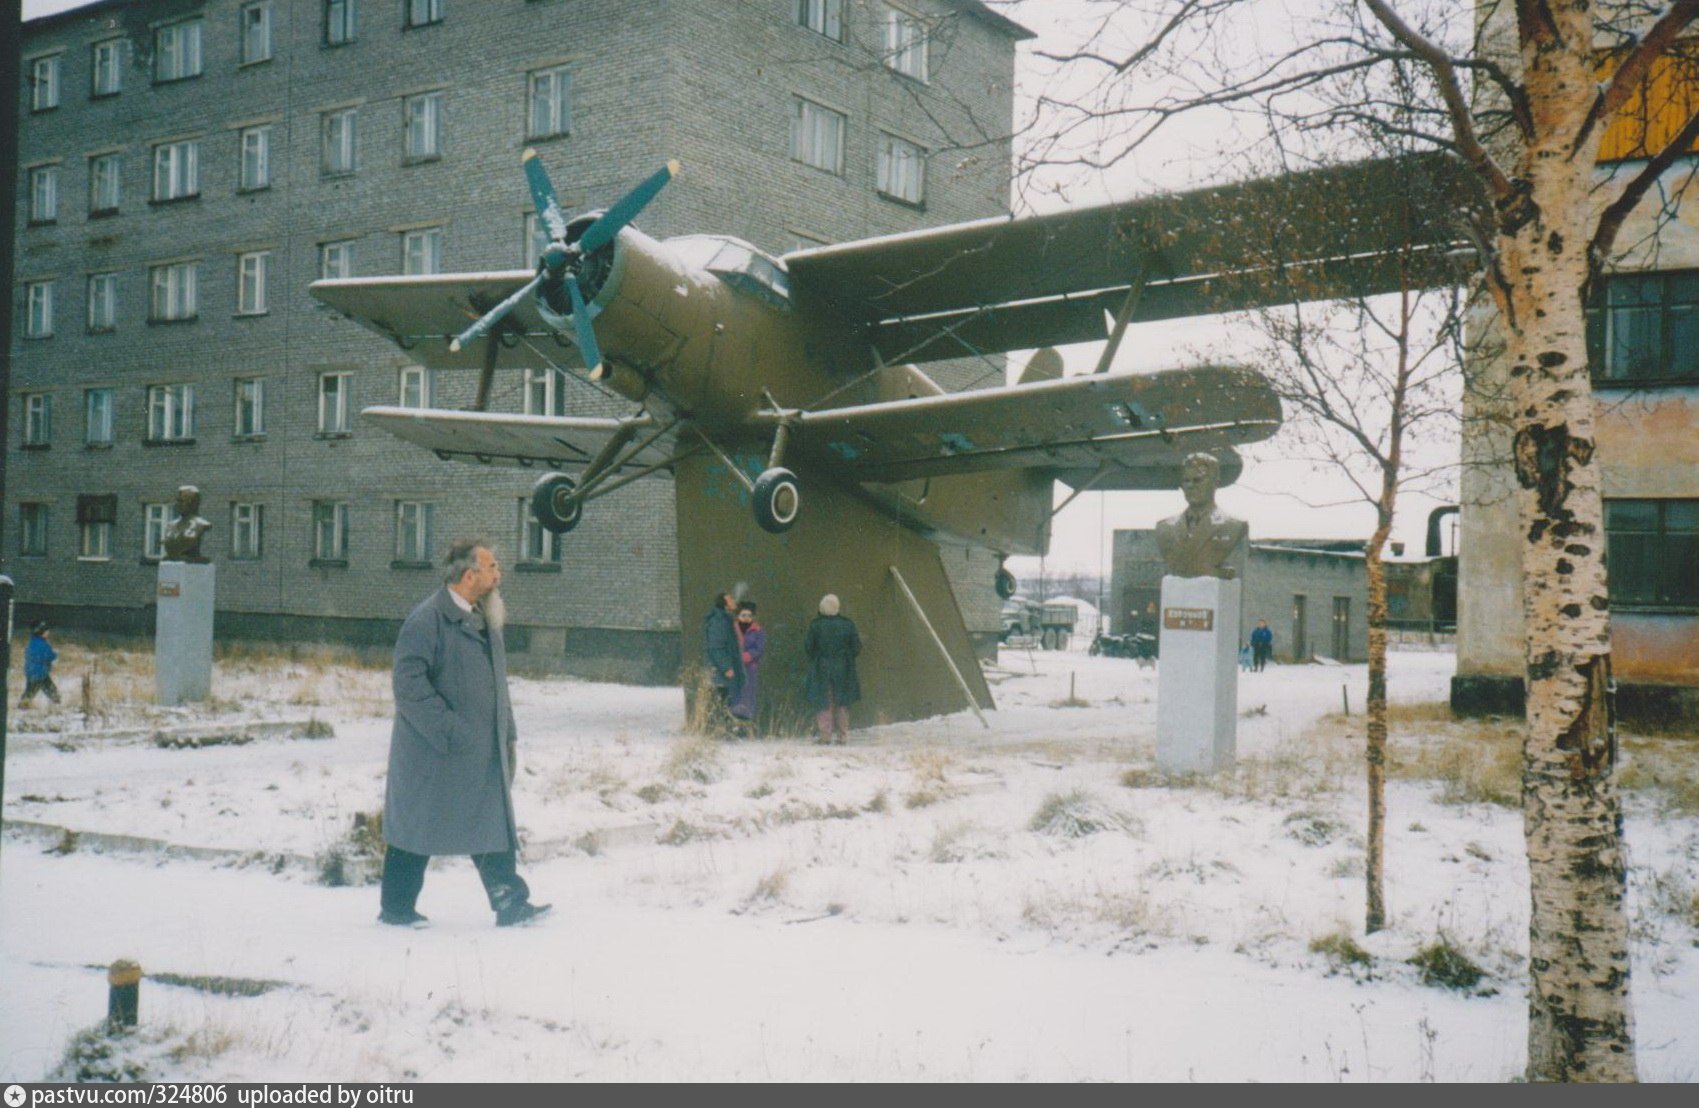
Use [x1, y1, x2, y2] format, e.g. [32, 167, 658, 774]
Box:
[729, 601, 766, 727]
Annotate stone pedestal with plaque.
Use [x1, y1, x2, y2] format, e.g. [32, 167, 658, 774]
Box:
[156, 561, 215, 706]
[1156, 573, 1239, 774]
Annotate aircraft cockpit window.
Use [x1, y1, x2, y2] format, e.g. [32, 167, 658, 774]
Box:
[706, 239, 793, 310]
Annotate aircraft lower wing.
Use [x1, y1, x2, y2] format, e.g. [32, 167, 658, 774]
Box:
[768, 365, 1280, 483]
[361, 407, 668, 472]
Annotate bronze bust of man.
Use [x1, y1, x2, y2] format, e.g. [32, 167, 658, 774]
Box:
[162, 485, 212, 563]
[1155, 453, 1248, 579]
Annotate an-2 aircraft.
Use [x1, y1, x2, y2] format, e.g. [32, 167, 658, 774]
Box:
[311, 151, 1465, 727]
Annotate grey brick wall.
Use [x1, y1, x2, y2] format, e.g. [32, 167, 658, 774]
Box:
[10, 0, 1021, 670]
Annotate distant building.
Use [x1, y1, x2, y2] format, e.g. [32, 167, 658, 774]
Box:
[9, 0, 1028, 676]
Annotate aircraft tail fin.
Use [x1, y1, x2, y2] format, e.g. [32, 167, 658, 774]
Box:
[1017, 347, 1064, 385]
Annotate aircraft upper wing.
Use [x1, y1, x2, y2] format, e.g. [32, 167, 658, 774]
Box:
[310, 273, 585, 371]
[361, 407, 667, 473]
[782, 153, 1479, 365]
[765, 366, 1280, 485]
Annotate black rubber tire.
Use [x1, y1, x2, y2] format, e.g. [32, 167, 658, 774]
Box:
[531, 472, 582, 534]
[752, 467, 801, 533]
[994, 567, 1017, 600]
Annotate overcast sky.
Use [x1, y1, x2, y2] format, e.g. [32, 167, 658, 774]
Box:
[17, 0, 1458, 579]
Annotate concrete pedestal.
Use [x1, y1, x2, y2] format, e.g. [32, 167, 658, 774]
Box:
[1156, 574, 1240, 774]
[156, 561, 214, 706]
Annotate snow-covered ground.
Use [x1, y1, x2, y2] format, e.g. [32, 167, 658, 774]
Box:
[3, 646, 1696, 1081]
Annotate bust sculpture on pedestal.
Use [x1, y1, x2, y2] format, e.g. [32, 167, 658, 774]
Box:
[162, 485, 212, 563]
[1154, 453, 1248, 579]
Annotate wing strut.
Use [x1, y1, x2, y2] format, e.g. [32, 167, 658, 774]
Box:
[1091, 259, 1148, 376]
[473, 333, 501, 412]
[888, 565, 990, 728]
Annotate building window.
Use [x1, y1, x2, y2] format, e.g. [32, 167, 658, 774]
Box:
[326, 0, 357, 45]
[399, 365, 430, 407]
[395, 501, 434, 563]
[312, 500, 349, 561]
[323, 108, 358, 175]
[149, 262, 198, 321]
[147, 384, 195, 442]
[238, 251, 271, 315]
[85, 388, 115, 445]
[321, 240, 355, 279]
[1606, 499, 1699, 610]
[23, 393, 52, 446]
[143, 503, 170, 561]
[31, 55, 60, 111]
[155, 19, 204, 82]
[240, 126, 271, 191]
[241, 3, 274, 64]
[19, 504, 49, 557]
[877, 133, 925, 205]
[92, 39, 122, 96]
[402, 227, 442, 274]
[29, 166, 58, 223]
[522, 212, 546, 268]
[234, 377, 266, 437]
[1586, 270, 1699, 385]
[152, 139, 200, 201]
[232, 502, 264, 559]
[404, 91, 443, 161]
[527, 65, 571, 139]
[519, 499, 561, 564]
[318, 372, 352, 433]
[524, 368, 566, 416]
[791, 98, 846, 175]
[798, 0, 843, 41]
[406, 0, 443, 29]
[77, 495, 116, 561]
[25, 282, 54, 338]
[882, 5, 928, 82]
[88, 273, 118, 332]
[90, 153, 122, 214]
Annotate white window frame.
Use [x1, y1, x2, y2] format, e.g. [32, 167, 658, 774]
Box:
[79, 519, 113, 561]
[791, 97, 846, 175]
[318, 372, 352, 434]
[798, 0, 843, 41]
[149, 262, 198, 322]
[238, 251, 270, 315]
[882, 4, 928, 82]
[877, 132, 926, 204]
[325, 0, 357, 45]
[321, 240, 355, 279]
[85, 387, 115, 444]
[24, 393, 52, 445]
[30, 166, 58, 223]
[519, 499, 562, 564]
[406, 0, 443, 29]
[90, 153, 122, 213]
[323, 108, 357, 176]
[527, 65, 571, 139]
[143, 503, 171, 561]
[240, 126, 271, 191]
[240, 3, 274, 64]
[152, 139, 200, 201]
[31, 55, 60, 111]
[155, 19, 204, 82]
[312, 500, 349, 561]
[404, 91, 443, 161]
[87, 273, 118, 332]
[395, 501, 435, 563]
[524, 367, 566, 417]
[19, 503, 49, 557]
[147, 384, 195, 442]
[402, 227, 442, 275]
[25, 282, 54, 338]
[231, 502, 264, 559]
[522, 212, 546, 269]
[92, 39, 122, 96]
[399, 365, 430, 408]
[234, 376, 266, 437]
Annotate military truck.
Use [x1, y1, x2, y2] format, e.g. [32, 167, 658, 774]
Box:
[1000, 597, 1080, 650]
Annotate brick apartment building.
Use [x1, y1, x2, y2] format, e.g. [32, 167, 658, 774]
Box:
[10, 0, 1028, 680]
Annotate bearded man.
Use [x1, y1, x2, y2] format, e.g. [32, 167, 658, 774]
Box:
[377, 538, 549, 928]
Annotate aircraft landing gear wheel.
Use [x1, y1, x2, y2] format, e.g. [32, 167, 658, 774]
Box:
[752, 467, 801, 534]
[531, 472, 582, 534]
[994, 566, 1017, 600]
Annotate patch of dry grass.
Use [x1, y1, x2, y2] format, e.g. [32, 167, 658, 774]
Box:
[664, 734, 721, 784]
[1619, 736, 1699, 816]
[1387, 721, 1522, 809]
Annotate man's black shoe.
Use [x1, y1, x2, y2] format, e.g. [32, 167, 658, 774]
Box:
[378, 908, 430, 928]
[495, 901, 552, 927]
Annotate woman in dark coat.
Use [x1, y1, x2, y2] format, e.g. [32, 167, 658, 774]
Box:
[729, 601, 766, 724]
[804, 593, 861, 743]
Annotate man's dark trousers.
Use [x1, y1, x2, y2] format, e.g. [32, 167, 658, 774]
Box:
[380, 846, 530, 914]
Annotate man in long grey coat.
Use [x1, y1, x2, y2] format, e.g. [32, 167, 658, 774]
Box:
[378, 538, 549, 928]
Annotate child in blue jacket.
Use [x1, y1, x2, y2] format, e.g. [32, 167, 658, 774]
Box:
[21, 621, 59, 706]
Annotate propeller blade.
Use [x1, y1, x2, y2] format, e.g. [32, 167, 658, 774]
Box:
[449, 271, 545, 353]
[564, 273, 603, 376]
[577, 161, 679, 255]
[522, 148, 569, 242]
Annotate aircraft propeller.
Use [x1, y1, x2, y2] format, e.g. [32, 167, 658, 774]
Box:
[449, 151, 680, 377]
